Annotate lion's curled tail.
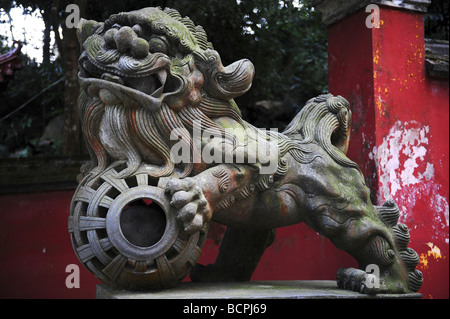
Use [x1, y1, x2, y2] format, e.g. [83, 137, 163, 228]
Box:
[282, 94, 361, 173]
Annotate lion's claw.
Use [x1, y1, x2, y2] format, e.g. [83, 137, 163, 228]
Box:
[166, 177, 211, 234]
[337, 268, 383, 295]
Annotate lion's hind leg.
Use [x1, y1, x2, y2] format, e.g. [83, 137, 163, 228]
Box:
[190, 227, 276, 282]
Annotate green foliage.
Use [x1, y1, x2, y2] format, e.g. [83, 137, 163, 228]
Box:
[425, 0, 449, 40]
[0, 53, 64, 157]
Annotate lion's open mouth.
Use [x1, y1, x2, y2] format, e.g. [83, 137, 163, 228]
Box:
[78, 22, 185, 102]
[78, 48, 183, 112]
[80, 51, 178, 93]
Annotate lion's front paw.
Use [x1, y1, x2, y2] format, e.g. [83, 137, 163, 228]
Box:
[337, 268, 381, 294]
[165, 177, 211, 234]
[337, 267, 414, 295]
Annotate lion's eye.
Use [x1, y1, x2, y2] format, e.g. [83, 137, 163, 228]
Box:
[149, 36, 169, 54]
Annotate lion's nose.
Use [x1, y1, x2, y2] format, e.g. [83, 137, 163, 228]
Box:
[105, 26, 149, 59]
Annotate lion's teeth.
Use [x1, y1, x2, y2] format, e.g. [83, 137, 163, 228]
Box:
[101, 73, 124, 84]
[157, 70, 167, 85]
[151, 86, 164, 98]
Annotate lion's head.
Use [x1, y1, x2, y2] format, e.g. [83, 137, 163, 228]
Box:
[77, 7, 255, 180]
[77, 7, 356, 183]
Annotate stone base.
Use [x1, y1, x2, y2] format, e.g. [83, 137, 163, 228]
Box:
[96, 280, 422, 299]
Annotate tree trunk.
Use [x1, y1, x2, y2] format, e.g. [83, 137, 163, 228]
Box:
[50, 0, 87, 156]
[41, 7, 52, 65]
[62, 26, 81, 156]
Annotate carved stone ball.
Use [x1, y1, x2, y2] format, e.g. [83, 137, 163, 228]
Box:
[132, 38, 150, 59]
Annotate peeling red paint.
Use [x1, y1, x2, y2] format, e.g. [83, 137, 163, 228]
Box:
[329, 7, 449, 298]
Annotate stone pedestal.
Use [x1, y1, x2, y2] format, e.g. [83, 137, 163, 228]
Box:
[96, 280, 422, 299]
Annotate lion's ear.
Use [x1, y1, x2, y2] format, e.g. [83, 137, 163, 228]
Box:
[213, 58, 255, 100]
[198, 50, 255, 100]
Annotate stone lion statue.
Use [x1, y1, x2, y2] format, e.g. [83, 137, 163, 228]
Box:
[69, 7, 423, 294]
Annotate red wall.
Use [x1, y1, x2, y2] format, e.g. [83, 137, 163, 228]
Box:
[328, 7, 449, 299]
[0, 191, 100, 298]
[201, 222, 357, 282]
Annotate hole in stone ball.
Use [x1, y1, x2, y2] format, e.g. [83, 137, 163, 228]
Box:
[120, 198, 166, 248]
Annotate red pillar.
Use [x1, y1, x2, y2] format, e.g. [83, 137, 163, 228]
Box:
[313, 0, 449, 298]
